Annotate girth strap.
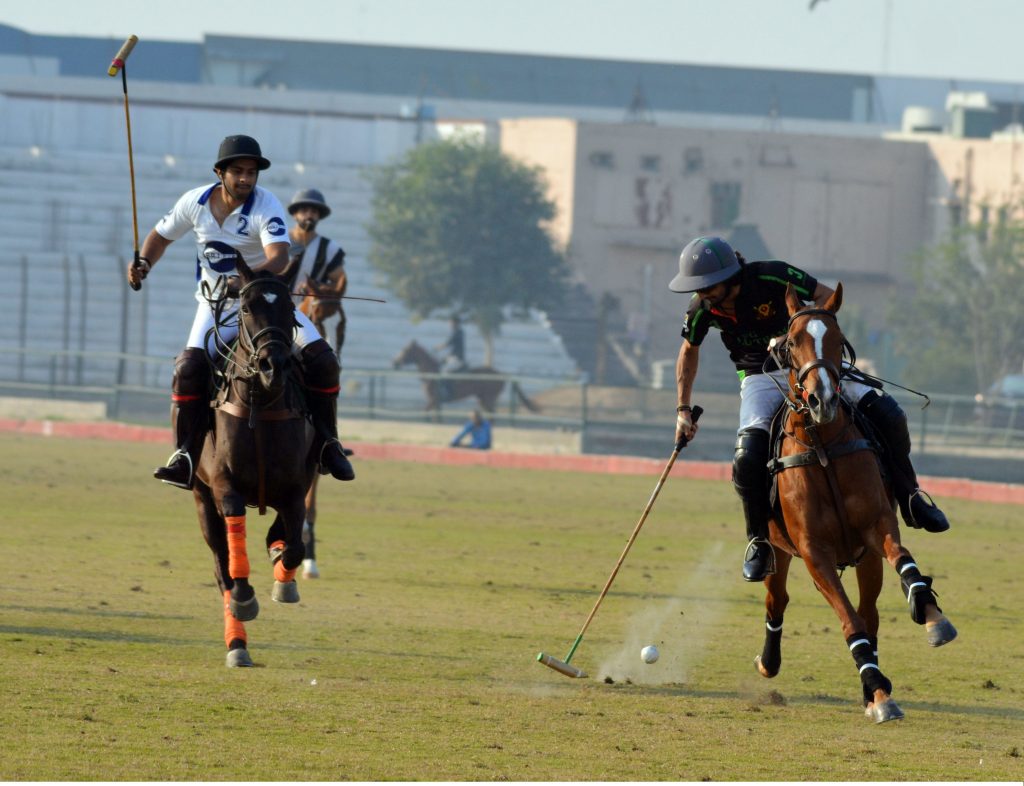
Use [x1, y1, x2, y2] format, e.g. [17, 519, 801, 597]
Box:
[216, 400, 303, 421]
[769, 438, 875, 474]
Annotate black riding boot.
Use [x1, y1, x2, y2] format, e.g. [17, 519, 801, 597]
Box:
[733, 428, 776, 582]
[154, 348, 211, 490]
[857, 391, 949, 533]
[302, 340, 355, 481]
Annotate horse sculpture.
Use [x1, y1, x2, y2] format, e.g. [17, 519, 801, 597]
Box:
[755, 282, 957, 723]
[392, 339, 540, 415]
[193, 259, 316, 667]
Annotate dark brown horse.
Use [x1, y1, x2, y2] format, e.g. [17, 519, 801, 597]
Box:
[193, 259, 316, 667]
[756, 282, 957, 722]
[392, 339, 540, 415]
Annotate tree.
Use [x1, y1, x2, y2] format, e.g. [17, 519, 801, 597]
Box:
[890, 205, 1024, 394]
[367, 138, 568, 365]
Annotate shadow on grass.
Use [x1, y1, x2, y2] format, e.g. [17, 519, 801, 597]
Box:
[0, 603, 192, 621]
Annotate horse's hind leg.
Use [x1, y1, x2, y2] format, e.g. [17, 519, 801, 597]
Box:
[756, 549, 792, 678]
[302, 475, 320, 578]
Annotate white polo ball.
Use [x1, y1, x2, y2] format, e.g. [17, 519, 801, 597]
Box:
[640, 644, 659, 664]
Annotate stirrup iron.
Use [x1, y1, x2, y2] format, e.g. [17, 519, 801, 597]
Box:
[157, 449, 193, 489]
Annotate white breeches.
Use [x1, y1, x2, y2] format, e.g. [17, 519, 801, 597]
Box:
[186, 299, 323, 358]
[738, 369, 876, 435]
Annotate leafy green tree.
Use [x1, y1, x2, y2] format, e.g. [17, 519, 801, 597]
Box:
[890, 205, 1024, 394]
[367, 138, 568, 364]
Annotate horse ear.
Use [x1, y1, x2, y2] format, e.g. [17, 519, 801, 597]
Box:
[235, 253, 254, 285]
[784, 282, 803, 316]
[824, 282, 843, 314]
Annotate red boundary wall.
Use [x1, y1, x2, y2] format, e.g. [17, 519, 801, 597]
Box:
[3, 418, 1022, 505]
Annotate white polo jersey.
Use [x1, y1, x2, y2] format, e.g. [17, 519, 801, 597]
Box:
[154, 182, 290, 299]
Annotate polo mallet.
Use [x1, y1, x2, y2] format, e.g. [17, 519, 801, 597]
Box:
[537, 405, 703, 678]
[107, 35, 144, 290]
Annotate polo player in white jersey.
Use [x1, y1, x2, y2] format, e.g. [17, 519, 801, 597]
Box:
[127, 134, 355, 489]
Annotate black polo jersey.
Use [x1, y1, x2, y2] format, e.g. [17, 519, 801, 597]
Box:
[680, 260, 818, 378]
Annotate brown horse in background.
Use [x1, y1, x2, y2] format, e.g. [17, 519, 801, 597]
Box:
[299, 275, 346, 356]
[755, 282, 957, 723]
[193, 259, 316, 667]
[392, 339, 541, 415]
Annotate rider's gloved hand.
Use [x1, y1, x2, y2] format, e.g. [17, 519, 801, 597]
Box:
[127, 257, 150, 291]
[675, 405, 698, 445]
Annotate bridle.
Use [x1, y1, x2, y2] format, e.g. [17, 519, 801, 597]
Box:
[234, 276, 295, 381]
[766, 307, 856, 414]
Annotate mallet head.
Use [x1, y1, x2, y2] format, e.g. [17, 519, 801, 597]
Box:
[108, 35, 139, 77]
[536, 652, 587, 679]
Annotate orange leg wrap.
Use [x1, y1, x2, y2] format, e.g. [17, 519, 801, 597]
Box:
[274, 559, 297, 583]
[269, 539, 297, 582]
[223, 589, 246, 648]
[225, 515, 250, 579]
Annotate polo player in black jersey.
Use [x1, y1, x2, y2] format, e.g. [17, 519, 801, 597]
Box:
[669, 236, 949, 582]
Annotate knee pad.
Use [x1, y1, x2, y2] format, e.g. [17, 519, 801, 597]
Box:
[733, 428, 770, 491]
[302, 340, 340, 390]
[173, 348, 211, 396]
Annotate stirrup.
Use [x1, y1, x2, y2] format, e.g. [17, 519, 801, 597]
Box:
[742, 538, 776, 582]
[155, 449, 193, 490]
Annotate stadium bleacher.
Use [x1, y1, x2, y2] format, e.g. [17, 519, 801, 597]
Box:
[0, 144, 581, 405]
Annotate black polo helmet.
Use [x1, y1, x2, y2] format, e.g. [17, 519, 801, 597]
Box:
[288, 188, 332, 219]
[668, 236, 741, 293]
[214, 134, 271, 172]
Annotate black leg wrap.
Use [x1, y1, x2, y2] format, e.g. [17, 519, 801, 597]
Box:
[848, 631, 892, 705]
[897, 556, 938, 624]
[759, 614, 784, 677]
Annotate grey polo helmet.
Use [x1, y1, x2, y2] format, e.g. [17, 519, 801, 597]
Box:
[214, 135, 271, 171]
[668, 236, 741, 292]
[288, 188, 332, 219]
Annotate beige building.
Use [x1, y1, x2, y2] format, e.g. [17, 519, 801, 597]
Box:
[500, 118, 1019, 374]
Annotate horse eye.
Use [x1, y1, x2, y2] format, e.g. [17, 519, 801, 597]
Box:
[240, 305, 250, 315]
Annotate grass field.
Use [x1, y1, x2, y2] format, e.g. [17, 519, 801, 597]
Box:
[2, 432, 1022, 781]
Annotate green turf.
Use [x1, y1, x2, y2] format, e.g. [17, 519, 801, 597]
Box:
[2, 433, 1022, 780]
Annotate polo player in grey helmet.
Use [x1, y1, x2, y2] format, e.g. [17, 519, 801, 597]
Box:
[670, 236, 949, 582]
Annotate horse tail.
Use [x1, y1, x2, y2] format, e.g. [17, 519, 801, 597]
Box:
[512, 381, 541, 413]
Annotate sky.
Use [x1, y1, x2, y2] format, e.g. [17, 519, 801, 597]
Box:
[3, 0, 1024, 84]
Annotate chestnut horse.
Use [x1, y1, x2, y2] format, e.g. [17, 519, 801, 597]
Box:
[193, 260, 316, 667]
[392, 339, 540, 415]
[755, 282, 957, 723]
[298, 275, 346, 357]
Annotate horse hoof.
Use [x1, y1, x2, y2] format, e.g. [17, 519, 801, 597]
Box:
[226, 648, 253, 668]
[302, 558, 320, 579]
[230, 593, 260, 622]
[754, 655, 778, 679]
[272, 580, 300, 603]
[865, 699, 904, 724]
[926, 617, 958, 647]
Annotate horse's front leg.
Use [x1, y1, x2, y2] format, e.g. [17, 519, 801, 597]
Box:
[269, 492, 307, 604]
[804, 550, 902, 723]
[879, 532, 958, 647]
[756, 549, 792, 678]
[218, 488, 260, 623]
[193, 483, 252, 667]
